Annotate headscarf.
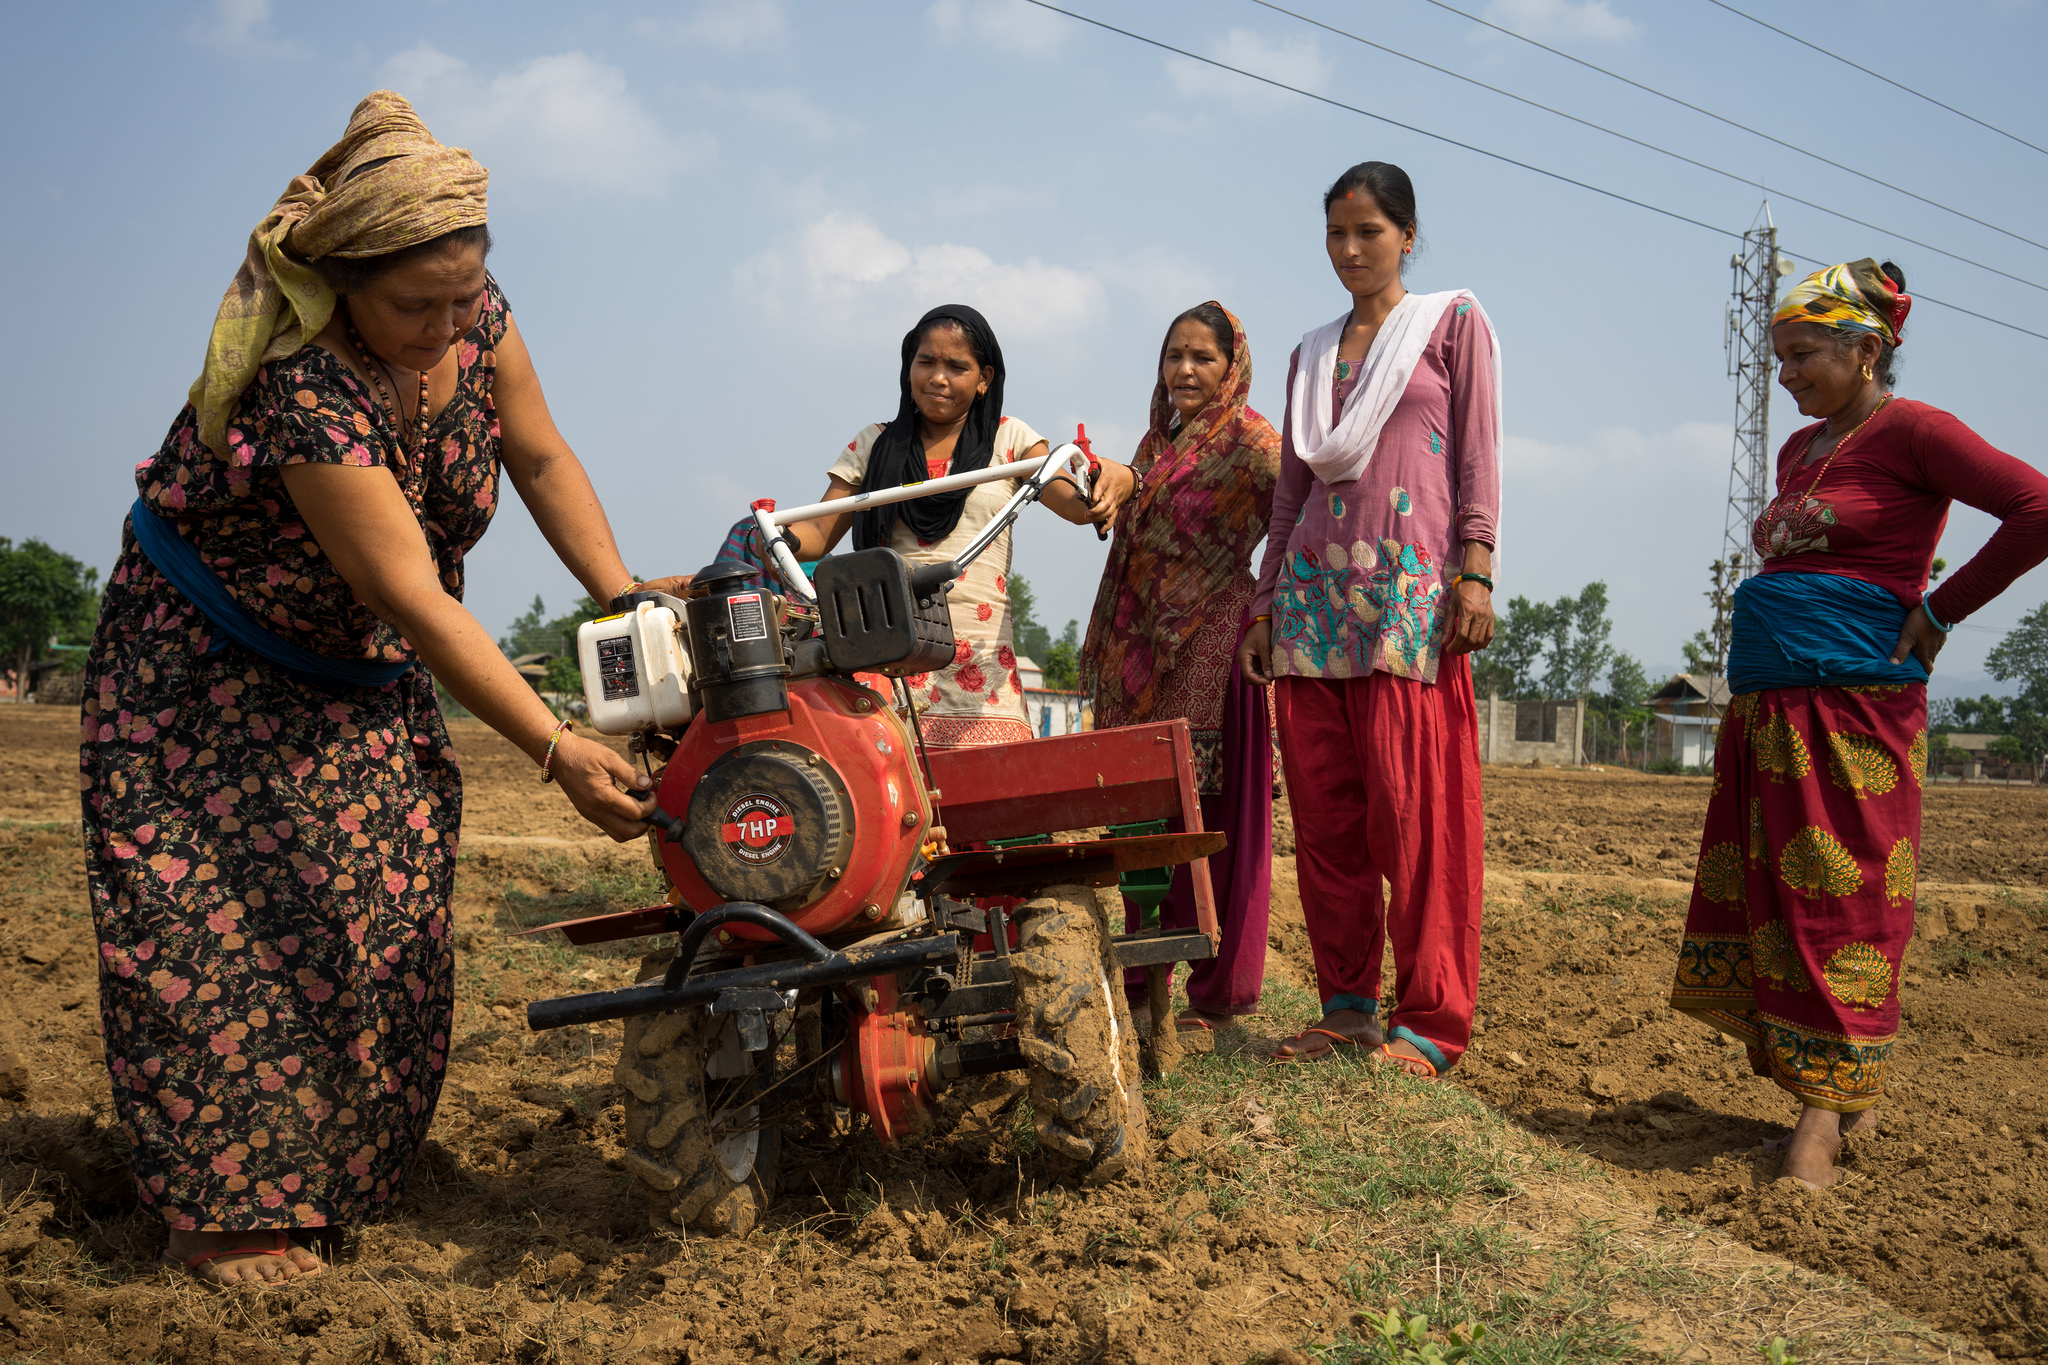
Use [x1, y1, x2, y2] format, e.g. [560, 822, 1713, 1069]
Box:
[1080, 303, 1281, 720]
[853, 305, 1006, 551]
[1772, 258, 1911, 346]
[188, 90, 491, 456]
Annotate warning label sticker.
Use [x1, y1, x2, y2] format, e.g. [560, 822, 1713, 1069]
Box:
[719, 793, 793, 865]
[727, 592, 768, 643]
[595, 634, 639, 700]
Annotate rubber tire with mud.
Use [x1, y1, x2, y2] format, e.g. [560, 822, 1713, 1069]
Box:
[614, 960, 782, 1236]
[1007, 884, 1149, 1185]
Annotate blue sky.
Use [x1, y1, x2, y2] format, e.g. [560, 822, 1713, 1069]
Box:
[5, 0, 2045, 698]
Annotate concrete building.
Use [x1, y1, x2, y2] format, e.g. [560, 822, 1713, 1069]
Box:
[1476, 696, 1583, 766]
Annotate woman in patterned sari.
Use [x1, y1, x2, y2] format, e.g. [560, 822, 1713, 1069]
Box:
[1669, 259, 2048, 1188]
[86, 92, 675, 1283]
[776, 304, 1134, 748]
[1082, 302, 1280, 1028]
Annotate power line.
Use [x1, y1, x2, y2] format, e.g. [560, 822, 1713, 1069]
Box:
[1703, 0, 2048, 161]
[1410, 0, 2048, 258]
[1249, 0, 2048, 297]
[1018, 0, 2048, 344]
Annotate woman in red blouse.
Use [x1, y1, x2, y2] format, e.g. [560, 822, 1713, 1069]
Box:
[1669, 259, 2048, 1188]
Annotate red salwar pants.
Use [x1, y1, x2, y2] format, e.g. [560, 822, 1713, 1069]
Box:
[1273, 656, 1485, 1072]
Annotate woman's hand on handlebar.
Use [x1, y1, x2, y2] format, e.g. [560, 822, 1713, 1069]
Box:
[1087, 459, 1137, 524]
[551, 731, 658, 842]
[1237, 618, 1276, 686]
[632, 574, 695, 601]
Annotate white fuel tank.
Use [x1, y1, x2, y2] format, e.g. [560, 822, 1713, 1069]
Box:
[577, 600, 695, 734]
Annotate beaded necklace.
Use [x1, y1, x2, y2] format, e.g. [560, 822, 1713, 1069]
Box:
[1758, 393, 1891, 550]
[344, 319, 431, 470]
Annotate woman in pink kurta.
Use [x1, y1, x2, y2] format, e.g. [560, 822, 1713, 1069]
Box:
[1243, 161, 1502, 1076]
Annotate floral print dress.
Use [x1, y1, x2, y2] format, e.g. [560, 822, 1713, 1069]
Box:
[828, 417, 1041, 749]
[82, 278, 510, 1231]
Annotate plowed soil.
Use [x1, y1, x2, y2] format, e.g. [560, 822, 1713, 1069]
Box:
[0, 703, 2039, 1361]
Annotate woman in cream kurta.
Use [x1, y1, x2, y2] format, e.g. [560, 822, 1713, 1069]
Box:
[829, 416, 1048, 747]
[780, 304, 1134, 749]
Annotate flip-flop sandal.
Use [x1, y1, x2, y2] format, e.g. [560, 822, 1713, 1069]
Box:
[162, 1230, 322, 1286]
[1176, 1013, 1226, 1033]
[1270, 1027, 1367, 1064]
[1371, 1043, 1439, 1079]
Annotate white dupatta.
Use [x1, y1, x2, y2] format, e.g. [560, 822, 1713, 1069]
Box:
[1289, 289, 1501, 488]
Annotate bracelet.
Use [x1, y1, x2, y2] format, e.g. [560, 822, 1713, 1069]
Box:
[1452, 572, 1494, 591]
[1252, 613, 1272, 623]
[539, 719, 572, 783]
[1922, 598, 1954, 633]
[613, 579, 641, 602]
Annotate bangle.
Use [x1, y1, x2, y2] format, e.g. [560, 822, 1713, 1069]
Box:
[1452, 572, 1494, 591]
[1252, 613, 1272, 623]
[1922, 598, 1954, 633]
[539, 719, 572, 783]
[613, 579, 641, 603]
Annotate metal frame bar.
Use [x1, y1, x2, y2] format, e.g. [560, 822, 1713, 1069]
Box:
[752, 443, 1091, 603]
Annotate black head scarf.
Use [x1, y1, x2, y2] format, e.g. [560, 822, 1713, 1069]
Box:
[853, 304, 1005, 551]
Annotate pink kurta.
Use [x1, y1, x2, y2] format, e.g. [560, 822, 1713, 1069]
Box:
[1251, 302, 1499, 683]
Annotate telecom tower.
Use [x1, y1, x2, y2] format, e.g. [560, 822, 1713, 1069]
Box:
[1722, 204, 1793, 584]
[1713, 204, 1794, 673]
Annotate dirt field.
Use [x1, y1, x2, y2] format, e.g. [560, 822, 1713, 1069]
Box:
[0, 702, 2040, 1362]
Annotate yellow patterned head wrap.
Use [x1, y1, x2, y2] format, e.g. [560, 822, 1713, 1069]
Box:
[188, 90, 490, 456]
[1771, 258, 1911, 348]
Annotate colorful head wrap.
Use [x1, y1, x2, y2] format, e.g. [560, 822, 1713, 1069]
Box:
[1772, 258, 1911, 347]
[188, 91, 490, 456]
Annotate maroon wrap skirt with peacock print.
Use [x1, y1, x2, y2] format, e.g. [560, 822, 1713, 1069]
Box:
[1669, 683, 1926, 1113]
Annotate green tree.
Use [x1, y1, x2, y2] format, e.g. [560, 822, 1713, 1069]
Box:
[1009, 574, 1052, 663]
[1986, 602, 2048, 773]
[1591, 651, 1653, 764]
[1041, 619, 1081, 691]
[498, 594, 603, 700]
[1472, 595, 1553, 700]
[1548, 582, 1615, 708]
[1681, 628, 1718, 676]
[0, 539, 99, 702]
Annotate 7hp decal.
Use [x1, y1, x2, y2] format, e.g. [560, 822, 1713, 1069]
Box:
[720, 793, 794, 865]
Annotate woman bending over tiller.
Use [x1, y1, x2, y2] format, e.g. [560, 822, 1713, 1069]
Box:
[84, 92, 675, 1284]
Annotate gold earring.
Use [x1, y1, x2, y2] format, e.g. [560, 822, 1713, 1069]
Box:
[1861, 363, 1874, 382]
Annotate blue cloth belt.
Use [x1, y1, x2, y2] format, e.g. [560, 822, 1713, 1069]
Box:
[129, 498, 414, 691]
[1727, 570, 1927, 695]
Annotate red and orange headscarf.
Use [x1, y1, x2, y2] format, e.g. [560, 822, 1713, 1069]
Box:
[1080, 303, 1280, 721]
[1772, 258, 1911, 346]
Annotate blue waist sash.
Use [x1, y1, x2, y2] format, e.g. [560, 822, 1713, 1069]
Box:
[129, 498, 414, 690]
[1727, 570, 1927, 696]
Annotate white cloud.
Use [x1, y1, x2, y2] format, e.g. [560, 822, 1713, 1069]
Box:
[634, 1, 787, 50]
[190, 0, 301, 58]
[1479, 0, 1641, 43]
[734, 212, 1104, 343]
[1165, 29, 1330, 114]
[706, 87, 857, 142]
[382, 45, 712, 195]
[926, 0, 1070, 56]
[1506, 420, 1729, 479]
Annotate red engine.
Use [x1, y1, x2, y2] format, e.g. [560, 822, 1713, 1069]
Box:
[656, 675, 932, 945]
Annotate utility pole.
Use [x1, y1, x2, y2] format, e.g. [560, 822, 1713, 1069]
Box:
[1723, 203, 1791, 586]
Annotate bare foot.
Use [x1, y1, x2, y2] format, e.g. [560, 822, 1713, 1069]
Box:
[1270, 1008, 1384, 1061]
[1748, 1104, 1878, 1154]
[1777, 1105, 1845, 1189]
[163, 1229, 322, 1285]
